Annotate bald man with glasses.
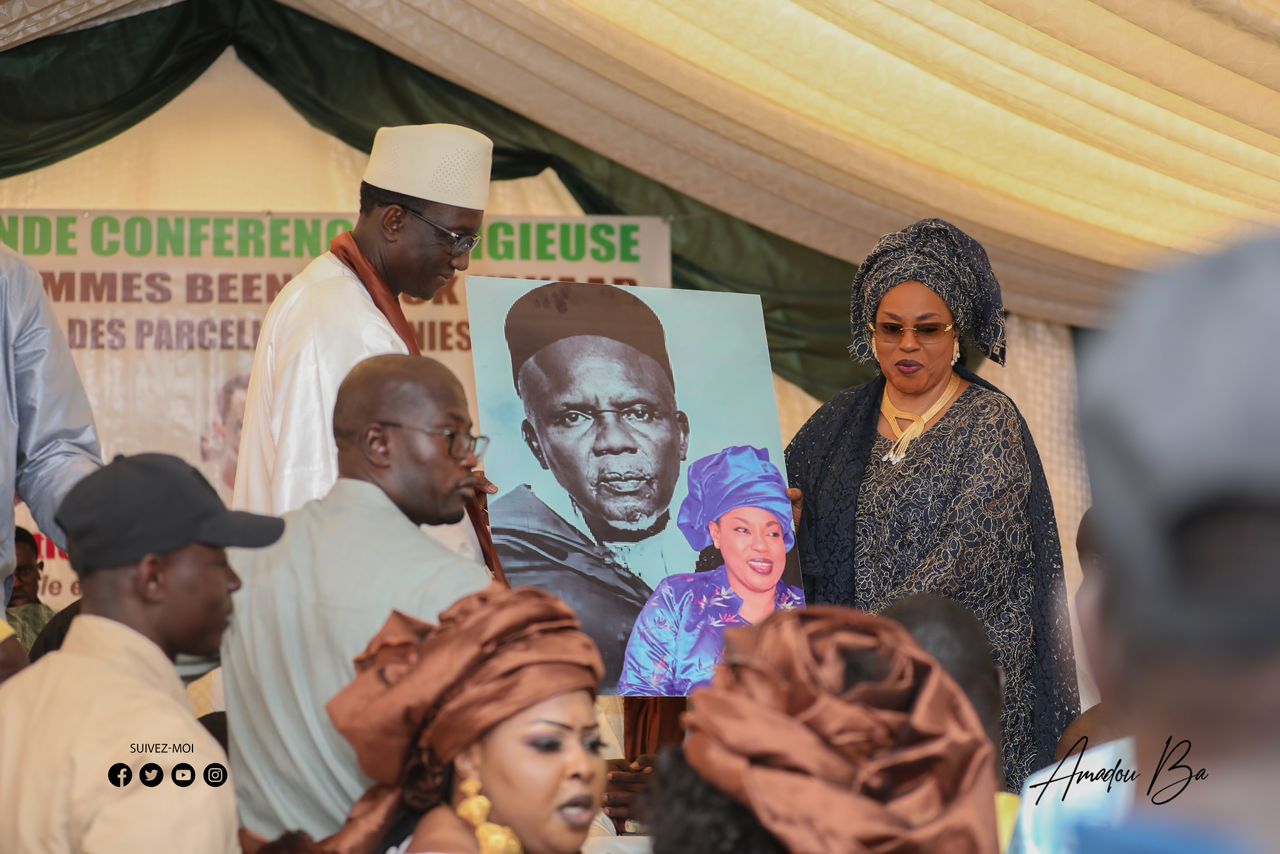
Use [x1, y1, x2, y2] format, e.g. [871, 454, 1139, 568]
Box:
[221, 354, 492, 840]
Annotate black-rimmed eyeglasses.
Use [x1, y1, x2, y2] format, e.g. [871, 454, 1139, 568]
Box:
[394, 206, 482, 258]
[377, 421, 489, 459]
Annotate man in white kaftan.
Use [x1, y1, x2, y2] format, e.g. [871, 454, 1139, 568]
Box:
[232, 123, 493, 558]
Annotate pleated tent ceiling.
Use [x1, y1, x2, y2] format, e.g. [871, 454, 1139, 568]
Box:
[3, 0, 1280, 398]
[0, 0, 869, 401]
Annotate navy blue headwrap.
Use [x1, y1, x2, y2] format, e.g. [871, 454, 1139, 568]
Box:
[848, 218, 1007, 366]
[677, 446, 795, 552]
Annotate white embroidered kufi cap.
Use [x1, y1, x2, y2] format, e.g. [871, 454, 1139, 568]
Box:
[362, 124, 493, 210]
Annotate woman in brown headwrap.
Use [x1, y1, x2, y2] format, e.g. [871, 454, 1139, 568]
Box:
[253, 583, 607, 854]
[645, 606, 999, 854]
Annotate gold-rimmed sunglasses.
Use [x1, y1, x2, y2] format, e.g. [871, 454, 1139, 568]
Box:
[867, 321, 955, 345]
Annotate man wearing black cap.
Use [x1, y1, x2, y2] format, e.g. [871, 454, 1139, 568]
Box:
[493, 281, 691, 689]
[0, 453, 282, 854]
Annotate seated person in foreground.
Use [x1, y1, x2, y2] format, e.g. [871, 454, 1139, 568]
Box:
[0, 454, 283, 853]
[1052, 508, 1127, 761]
[6, 527, 54, 649]
[1007, 509, 1136, 854]
[245, 584, 606, 854]
[617, 446, 803, 696]
[222, 354, 492, 839]
[645, 606, 999, 853]
[884, 593, 1017, 850]
[1062, 234, 1280, 852]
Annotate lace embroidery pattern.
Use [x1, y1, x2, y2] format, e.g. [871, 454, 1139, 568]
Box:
[786, 369, 1079, 790]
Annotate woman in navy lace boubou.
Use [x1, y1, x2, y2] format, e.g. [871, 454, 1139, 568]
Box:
[784, 218, 1079, 790]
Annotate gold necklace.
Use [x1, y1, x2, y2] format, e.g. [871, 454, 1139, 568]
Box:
[879, 372, 961, 465]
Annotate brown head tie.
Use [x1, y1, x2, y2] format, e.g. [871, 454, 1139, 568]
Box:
[683, 606, 998, 853]
[319, 583, 604, 854]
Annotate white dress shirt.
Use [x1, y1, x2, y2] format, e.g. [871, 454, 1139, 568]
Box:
[232, 252, 405, 516]
[230, 251, 481, 560]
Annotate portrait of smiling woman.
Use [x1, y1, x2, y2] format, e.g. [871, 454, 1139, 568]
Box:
[247, 585, 607, 854]
[617, 446, 804, 697]
[785, 218, 1079, 790]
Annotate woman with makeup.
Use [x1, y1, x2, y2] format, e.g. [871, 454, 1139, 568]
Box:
[246, 584, 607, 854]
[784, 218, 1078, 790]
[616, 445, 804, 697]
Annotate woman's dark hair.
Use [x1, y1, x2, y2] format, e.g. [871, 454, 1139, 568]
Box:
[14, 526, 38, 554]
[694, 544, 723, 573]
[645, 645, 896, 853]
[644, 747, 787, 854]
[376, 762, 457, 852]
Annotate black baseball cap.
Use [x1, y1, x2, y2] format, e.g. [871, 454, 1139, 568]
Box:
[55, 453, 284, 575]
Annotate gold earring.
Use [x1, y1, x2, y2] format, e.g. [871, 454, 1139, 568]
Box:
[456, 777, 522, 854]
[952, 339, 960, 366]
[871, 338, 879, 361]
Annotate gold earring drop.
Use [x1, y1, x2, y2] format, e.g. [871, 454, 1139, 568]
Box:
[951, 340, 960, 366]
[871, 338, 879, 361]
[456, 778, 522, 854]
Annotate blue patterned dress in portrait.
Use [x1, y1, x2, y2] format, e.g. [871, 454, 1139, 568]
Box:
[616, 565, 805, 696]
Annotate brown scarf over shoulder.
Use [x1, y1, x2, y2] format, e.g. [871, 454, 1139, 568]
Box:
[683, 607, 998, 854]
[300, 583, 604, 854]
[329, 231, 505, 583]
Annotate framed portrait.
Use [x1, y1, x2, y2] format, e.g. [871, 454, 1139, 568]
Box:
[470, 278, 805, 695]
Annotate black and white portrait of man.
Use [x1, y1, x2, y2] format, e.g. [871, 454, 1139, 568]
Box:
[472, 279, 790, 692]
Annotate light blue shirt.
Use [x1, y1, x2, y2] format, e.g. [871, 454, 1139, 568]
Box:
[0, 249, 101, 581]
[221, 478, 491, 838]
[1010, 737, 1135, 854]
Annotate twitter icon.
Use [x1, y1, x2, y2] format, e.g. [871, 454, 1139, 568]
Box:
[139, 763, 164, 788]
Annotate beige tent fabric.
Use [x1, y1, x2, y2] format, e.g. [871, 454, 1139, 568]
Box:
[0, 44, 822, 465]
[0, 0, 178, 46]
[7, 1, 1280, 326]
[275, 0, 1280, 327]
[774, 374, 823, 444]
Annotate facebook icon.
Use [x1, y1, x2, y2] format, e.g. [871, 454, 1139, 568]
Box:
[108, 763, 132, 788]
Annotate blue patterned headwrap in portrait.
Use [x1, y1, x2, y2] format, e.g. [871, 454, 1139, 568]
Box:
[848, 218, 1007, 366]
[677, 446, 795, 552]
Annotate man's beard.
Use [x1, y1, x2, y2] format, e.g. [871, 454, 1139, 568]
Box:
[584, 472, 672, 540]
